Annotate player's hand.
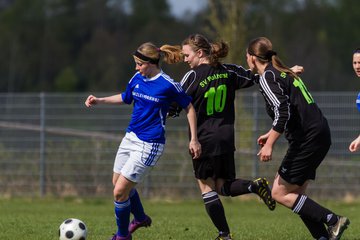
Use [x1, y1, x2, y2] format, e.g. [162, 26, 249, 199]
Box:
[257, 132, 270, 147]
[189, 140, 201, 159]
[349, 136, 360, 152]
[290, 65, 304, 74]
[85, 95, 97, 107]
[257, 144, 273, 162]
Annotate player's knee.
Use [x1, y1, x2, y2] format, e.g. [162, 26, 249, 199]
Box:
[113, 188, 128, 202]
[271, 188, 287, 205]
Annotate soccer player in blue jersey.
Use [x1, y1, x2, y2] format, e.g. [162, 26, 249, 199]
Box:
[85, 42, 201, 240]
[246, 37, 350, 240]
[349, 48, 360, 152]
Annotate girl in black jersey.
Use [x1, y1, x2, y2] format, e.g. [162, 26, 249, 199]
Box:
[170, 34, 276, 240]
[246, 37, 350, 240]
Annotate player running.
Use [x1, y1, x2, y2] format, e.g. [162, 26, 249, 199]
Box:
[246, 36, 350, 240]
[169, 34, 276, 240]
[85, 42, 201, 240]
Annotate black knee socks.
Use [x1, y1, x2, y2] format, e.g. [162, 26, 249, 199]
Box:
[221, 179, 252, 196]
[202, 191, 230, 234]
[292, 194, 338, 226]
[300, 215, 329, 239]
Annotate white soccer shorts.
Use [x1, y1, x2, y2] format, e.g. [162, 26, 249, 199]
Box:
[113, 131, 164, 183]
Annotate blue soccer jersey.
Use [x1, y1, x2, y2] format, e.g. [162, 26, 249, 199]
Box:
[121, 71, 191, 143]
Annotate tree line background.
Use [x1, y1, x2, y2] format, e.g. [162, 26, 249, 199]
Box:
[0, 0, 359, 93]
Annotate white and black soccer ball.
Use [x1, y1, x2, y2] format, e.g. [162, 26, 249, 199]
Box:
[59, 218, 87, 240]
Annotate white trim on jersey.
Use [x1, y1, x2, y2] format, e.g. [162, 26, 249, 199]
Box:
[260, 70, 290, 129]
[180, 70, 197, 94]
[128, 72, 139, 84]
[159, 108, 165, 129]
[260, 71, 281, 107]
[139, 70, 182, 92]
[223, 63, 254, 81]
[161, 71, 183, 92]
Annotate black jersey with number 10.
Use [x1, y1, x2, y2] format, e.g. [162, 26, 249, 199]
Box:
[179, 63, 256, 157]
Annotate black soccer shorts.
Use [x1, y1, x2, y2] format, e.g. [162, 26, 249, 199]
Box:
[192, 152, 236, 180]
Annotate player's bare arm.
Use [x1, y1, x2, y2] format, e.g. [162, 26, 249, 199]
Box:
[184, 103, 201, 159]
[85, 94, 123, 107]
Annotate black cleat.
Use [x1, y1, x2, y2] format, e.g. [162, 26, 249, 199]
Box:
[215, 232, 232, 240]
[252, 178, 276, 211]
[327, 216, 350, 240]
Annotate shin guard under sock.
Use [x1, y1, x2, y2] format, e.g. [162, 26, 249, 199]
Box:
[114, 199, 131, 237]
[292, 194, 338, 226]
[129, 188, 146, 221]
[221, 179, 252, 196]
[202, 191, 230, 234]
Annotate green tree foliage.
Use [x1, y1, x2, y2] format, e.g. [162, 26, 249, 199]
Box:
[54, 66, 78, 92]
[203, 0, 360, 91]
[0, 0, 199, 92]
[204, 0, 248, 65]
[0, 0, 358, 92]
[0, 0, 45, 91]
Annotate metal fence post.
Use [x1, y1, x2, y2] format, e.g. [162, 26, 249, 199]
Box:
[39, 92, 46, 197]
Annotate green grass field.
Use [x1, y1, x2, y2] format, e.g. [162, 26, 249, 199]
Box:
[0, 197, 358, 240]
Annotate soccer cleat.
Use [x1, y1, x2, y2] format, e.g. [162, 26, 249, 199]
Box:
[110, 233, 132, 240]
[327, 216, 350, 240]
[215, 232, 232, 240]
[252, 178, 276, 211]
[128, 215, 152, 233]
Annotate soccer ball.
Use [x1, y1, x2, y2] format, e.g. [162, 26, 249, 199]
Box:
[59, 218, 87, 240]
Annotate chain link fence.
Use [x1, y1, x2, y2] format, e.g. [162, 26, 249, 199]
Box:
[0, 92, 359, 200]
